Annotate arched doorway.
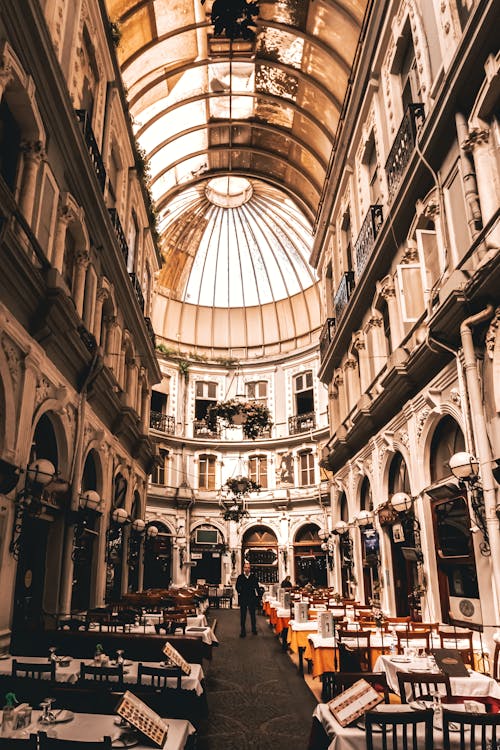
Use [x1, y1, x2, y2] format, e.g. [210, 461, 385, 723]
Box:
[189, 525, 224, 585]
[242, 525, 278, 583]
[386, 453, 418, 617]
[13, 414, 63, 633]
[71, 449, 101, 611]
[294, 523, 327, 586]
[428, 416, 481, 626]
[358, 477, 379, 603]
[143, 521, 172, 590]
[105, 472, 127, 603]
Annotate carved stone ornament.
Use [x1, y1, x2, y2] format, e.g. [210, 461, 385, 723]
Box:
[463, 127, 490, 151]
[486, 307, 500, 360]
[416, 406, 430, 439]
[35, 376, 52, 406]
[399, 429, 410, 450]
[1, 334, 21, 392]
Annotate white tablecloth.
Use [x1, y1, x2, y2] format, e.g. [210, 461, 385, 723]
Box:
[1, 657, 204, 695]
[289, 619, 318, 632]
[313, 702, 475, 750]
[374, 654, 500, 700]
[8, 710, 194, 749]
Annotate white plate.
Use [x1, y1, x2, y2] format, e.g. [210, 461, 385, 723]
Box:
[390, 657, 411, 663]
[409, 700, 431, 711]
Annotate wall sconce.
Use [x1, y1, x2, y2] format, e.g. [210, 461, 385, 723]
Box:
[127, 518, 147, 569]
[146, 524, 159, 538]
[355, 510, 374, 527]
[333, 521, 354, 576]
[71, 490, 102, 565]
[106, 507, 130, 564]
[10, 459, 57, 560]
[449, 451, 490, 555]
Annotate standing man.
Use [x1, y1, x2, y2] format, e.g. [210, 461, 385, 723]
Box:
[236, 561, 261, 637]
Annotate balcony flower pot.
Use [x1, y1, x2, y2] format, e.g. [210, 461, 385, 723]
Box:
[206, 399, 272, 440]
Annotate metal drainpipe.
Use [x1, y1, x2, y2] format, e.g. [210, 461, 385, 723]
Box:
[459, 305, 500, 618]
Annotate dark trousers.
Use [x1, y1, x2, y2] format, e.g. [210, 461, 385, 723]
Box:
[240, 601, 256, 634]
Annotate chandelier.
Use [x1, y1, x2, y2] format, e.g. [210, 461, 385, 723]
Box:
[219, 476, 259, 522]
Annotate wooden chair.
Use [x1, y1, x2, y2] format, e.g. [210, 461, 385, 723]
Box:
[382, 616, 411, 631]
[396, 629, 431, 654]
[438, 628, 474, 666]
[442, 708, 500, 750]
[321, 671, 389, 703]
[365, 708, 433, 750]
[39, 733, 112, 749]
[397, 671, 452, 703]
[137, 663, 182, 690]
[79, 662, 124, 686]
[338, 628, 371, 671]
[12, 660, 56, 681]
[0, 736, 37, 748]
[411, 621, 439, 632]
[493, 642, 500, 681]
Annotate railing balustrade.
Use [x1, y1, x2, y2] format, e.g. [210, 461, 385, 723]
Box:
[129, 272, 145, 312]
[354, 204, 384, 276]
[334, 271, 355, 322]
[289, 412, 316, 435]
[385, 103, 425, 201]
[108, 208, 129, 266]
[320, 318, 336, 360]
[144, 316, 156, 348]
[75, 110, 106, 192]
[149, 412, 175, 434]
[193, 419, 220, 438]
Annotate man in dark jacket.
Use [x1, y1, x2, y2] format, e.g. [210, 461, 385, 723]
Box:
[235, 561, 261, 637]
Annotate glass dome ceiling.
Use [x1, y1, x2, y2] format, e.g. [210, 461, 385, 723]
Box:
[157, 177, 317, 307]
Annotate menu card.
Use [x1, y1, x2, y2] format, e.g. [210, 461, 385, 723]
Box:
[278, 590, 291, 608]
[162, 641, 192, 675]
[294, 601, 309, 623]
[116, 691, 168, 747]
[328, 678, 383, 727]
[318, 611, 334, 639]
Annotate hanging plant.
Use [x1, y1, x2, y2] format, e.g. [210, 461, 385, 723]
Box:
[201, 0, 259, 40]
[224, 476, 260, 496]
[206, 399, 272, 440]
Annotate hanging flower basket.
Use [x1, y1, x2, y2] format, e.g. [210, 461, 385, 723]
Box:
[206, 399, 272, 440]
[225, 476, 260, 496]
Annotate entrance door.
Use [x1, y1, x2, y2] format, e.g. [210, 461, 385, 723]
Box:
[12, 516, 49, 633]
[190, 551, 221, 584]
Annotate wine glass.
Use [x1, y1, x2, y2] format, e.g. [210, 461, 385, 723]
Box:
[48, 646, 57, 663]
[116, 649, 124, 665]
[39, 698, 56, 724]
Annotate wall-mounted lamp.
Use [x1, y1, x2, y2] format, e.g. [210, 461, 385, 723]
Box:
[71, 490, 102, 565]
[127, 518, 147, 568]
[390, 492, 413, 513]
[449, 451, 490, 556]
[112, 507, 130, 525]
[334, 520, 349, 535]
[146, 524, 159, 538]
[390, 492, 424, 565]
[355, 510, 374, 527]
[10, 459, 58, 560]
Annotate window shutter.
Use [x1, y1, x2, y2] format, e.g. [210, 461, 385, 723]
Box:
[396, 263, 425, 322]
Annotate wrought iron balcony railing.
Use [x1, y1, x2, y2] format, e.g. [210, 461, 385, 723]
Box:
[385, 103, 425, 201]
[289, 411, 316, 435]
[320, 318, 336, 360]
[149, 412, 175, 434]
[77, 324, 98, 354]
[75, 110, 106, 192]
[354, 204, 384, 276]
[334, 271, 355, 323]
[144, 316, 156, 348]
[108, 208, 129, 266]
[193, 420, 220, 438]
[129, 273, 145, 312]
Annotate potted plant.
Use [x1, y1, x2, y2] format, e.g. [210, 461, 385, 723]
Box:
[206, 399, 272, 440]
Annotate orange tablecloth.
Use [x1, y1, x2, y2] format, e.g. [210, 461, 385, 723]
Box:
[306, 639, 389, 678]
[287, 625, 317, 654]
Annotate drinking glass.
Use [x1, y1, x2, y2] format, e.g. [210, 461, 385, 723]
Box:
[116, 649, 124, 665]
[39, 698, 56, 724]
[48, 646, 57, 662]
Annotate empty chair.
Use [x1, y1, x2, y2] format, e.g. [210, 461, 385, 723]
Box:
[321, 671, 390, 703]
[79, 662, 123, 685]
[365, 707, 433, 750]
[0, 736, 37, 749]
[382, 616, 411, 631]
[396, 628, 431, 654]
[338, 642, 363, 673]
[493, 642, 500, 682]
[39, 733, 112, 749]
[438, 628, 474, 666]
[338, 628, 371, 671]
[397, 671, 451, 703]
[12, 660, 56, 681]
[137, 663, 182, 690]
[442, 708, 500, 750]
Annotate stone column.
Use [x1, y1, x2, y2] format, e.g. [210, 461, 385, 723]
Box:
[73, 251, 89, 317]
[379, 276, 402, 350]
[19, 141, 45, 226]
[140, 375, 150, 433]
[51, 205, 71, 272]
[353, 331, 370, 393]
[103, 316, 118, 371]
[463, 127, 500, 249]
[93, 289, 107, 345]
[344, 357, 360, 412]
[82, 269, 97, 333]
[125, 359, 138, 410]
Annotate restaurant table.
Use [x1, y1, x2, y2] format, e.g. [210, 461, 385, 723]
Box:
[6, 710, 195, 749]
[287, 620, 318, 675]
[311, 701, 475, 750]
[307, 633, 392, 678]
[86, 619, 217, 646]
[374, 654, 500, 705]
[0, 656, 205, 695]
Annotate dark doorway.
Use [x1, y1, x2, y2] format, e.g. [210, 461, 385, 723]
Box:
[190, 551, 221, 584]
[12, 516, 49, 634]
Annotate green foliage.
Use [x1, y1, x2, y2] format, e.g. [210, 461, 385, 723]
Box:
[206, 399, 272, 440]
[109, 21, 122, 47]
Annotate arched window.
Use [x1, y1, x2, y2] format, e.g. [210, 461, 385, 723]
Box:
[246, 381, 267, 404]
[249, 455, 268, 488]
[152, 449, 168, 486]
[360, 476, 373, 512]
[198, 454, 216, 490]
[430, 415, 465, 484]
[388, 452, 410, 495]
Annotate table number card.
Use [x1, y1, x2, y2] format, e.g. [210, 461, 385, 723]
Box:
[162, 641, 192, 675]
[318, 611, 334, 639]
[328, 678, 383, 727]
[294, 601, 309, 623]
[116, 690, 168, 747]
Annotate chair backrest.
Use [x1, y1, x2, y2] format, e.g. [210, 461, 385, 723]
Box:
[321, 671, 389, 703]
[0, 735, 37, 748]
[338, 628, 371, 647]
[438, 628, 474, 666]
[396, 629, 430, 653]
[442, 708, 500, 750]
[397, 670, 452, 703]
[137, 663, 182, 690]
[79, 662, 123, 684]
[365, 708, 433, 750]
[493, 642, 500, 681]
[12, 659, 56, 681]
[338, 642, 363, 672]
[38, 732, 112, 749]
